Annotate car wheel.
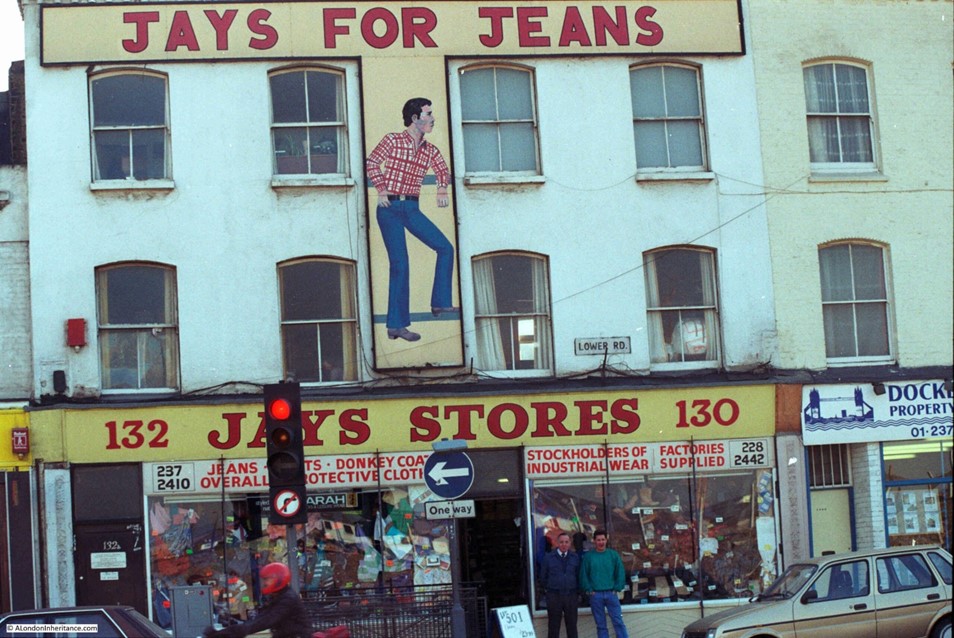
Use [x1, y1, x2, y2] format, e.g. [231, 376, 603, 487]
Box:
[931, 617, 952, 638]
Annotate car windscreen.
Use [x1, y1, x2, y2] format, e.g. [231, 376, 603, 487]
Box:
[761, 563, 817, 599]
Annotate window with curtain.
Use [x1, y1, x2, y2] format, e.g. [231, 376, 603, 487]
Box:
[472, 253, 552, 372]
[630, 63, 706, 171]
[459, 65, 539, 173]
[643, 247, 720, 365]
[90, 71, 169, 181]
[279, 259, 358, 383]
[96, 263, 179, 391]
[818, 242, 891, 360]
[270, 68, 347, 176]
[803, 62, 875, 170]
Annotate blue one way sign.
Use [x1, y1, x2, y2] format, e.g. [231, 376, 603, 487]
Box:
[424, 451, 474, 500]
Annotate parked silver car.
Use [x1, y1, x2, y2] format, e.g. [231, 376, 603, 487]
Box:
[682, 545, 952, 638]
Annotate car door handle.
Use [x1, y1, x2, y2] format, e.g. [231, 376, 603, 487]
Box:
[927, 593, 940, 600]
[852, 603, 867, 610]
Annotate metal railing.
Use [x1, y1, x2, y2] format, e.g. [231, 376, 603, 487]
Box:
[302, 584, 488, 638]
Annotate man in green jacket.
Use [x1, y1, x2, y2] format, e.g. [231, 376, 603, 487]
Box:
[579, 529, 629, 638]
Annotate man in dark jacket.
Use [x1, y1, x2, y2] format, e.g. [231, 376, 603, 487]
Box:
[538, 531, 581, 638]
[204, 562, 313, 638]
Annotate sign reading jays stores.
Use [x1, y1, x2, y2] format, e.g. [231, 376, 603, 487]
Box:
[40, 0, 742, 371]
[30, 385, 773, 464]
[41, 1, 743, 64]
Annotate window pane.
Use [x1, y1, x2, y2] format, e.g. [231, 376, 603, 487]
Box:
[319, 322, 355, 381]
[103, 266, 170, 324]
[651, 250, 707, 306]
[664, 67, 700, 117]
[819, 245, 853, 302]
[274, 127, 309, 174]
[284, 324, 320, 381]
[835, 64, 869, 114]
[631, 66, 664, 117]
[281, 261, 351, 321]
[271, 72, 307, 123]
[823, 304, 856, 357]
[634, 121, 668, 168]
[491, 255, 535, 314]
[460, 68, 497, 120]
[839, 117, 873, 162]
[496, 68, 533, 120]
[804, 65, 836, 112]
[807, 117, 840, 162]
[306, 71, 341, 122]
[855, 303, 889, 355]
[463, 124, 500, 171]
[667, 121, 703, 167]
[499, 123, 536, 171]
[142, 330, 176, 388]
[93, 74, 165, 127]
[883, 441, 951, 482]
[94, 130, 130, 180]
[132, 129, 166, 180]
[102, 331, 139, 389]
[852, 245, 886, 299]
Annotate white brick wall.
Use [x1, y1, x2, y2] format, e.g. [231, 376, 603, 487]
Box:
[850, 442, 886, 550]
[0, 164, 32, 399]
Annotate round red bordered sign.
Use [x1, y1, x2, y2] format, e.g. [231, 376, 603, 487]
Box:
[272, 489, 302, 518]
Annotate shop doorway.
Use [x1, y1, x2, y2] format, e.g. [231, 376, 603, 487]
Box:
[460, 498, 526, 611]
[810, 488, 852, 555]
[74, 522, 148, 613]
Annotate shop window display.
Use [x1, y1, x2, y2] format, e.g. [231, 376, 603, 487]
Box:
[883, 437, 952, 551]
[147, 487, 451, 626]
[531, 470, 777, 609]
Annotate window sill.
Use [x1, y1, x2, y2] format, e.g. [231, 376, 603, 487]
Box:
[649, 360, 721, 372]
[463, 174, 546, 187]
[90, 179, 175, 192]
[826, 356, 895, 367]
[636, 171, 714, 183]
[809, 171, 887, 183]
[271, 175, 355, 189]
[475, 368, 554, 379]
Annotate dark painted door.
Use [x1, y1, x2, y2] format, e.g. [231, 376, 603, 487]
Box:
[74, 522, 147, 615]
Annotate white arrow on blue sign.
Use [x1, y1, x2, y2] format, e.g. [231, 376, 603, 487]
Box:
[424, 451, 474, 500]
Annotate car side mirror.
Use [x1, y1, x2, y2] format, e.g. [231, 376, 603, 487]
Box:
[801, 590, 818, 604]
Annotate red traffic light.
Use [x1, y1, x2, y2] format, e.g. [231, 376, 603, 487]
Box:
[268, 398, 292, 421]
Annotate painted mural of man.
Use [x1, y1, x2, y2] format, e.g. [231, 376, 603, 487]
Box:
[365, 97, 454, 343]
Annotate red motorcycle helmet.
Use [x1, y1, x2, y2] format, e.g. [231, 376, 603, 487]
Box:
[259, 562, 291, 594]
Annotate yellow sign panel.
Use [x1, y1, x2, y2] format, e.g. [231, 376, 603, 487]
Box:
[0, 409, 32, 470]
[30, 385, 774, 463]
[41, 1, 743, 64]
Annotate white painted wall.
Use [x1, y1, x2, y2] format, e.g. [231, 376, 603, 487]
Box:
[24, 2, 776, 398]
[749, 0, 954, 371]
[0, 163, 31, 399]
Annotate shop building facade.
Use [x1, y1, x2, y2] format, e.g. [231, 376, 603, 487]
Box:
[748, 0, 953, 563]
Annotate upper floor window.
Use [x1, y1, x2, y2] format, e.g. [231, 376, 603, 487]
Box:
[90, 72, 169, 181]
[803, 62, 876, 171]
[818, 242, 891, 361]
[473, 252, 551, 372]
[96, 263, 178, 391]
[630, 63, 706, 171]
[459, 65, 539, 174]
[279, 259, 358, 383]
[643, 247, 720, 366]
[271, 68, 347, 176]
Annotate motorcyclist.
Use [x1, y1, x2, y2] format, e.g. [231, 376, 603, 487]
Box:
[203, 562, 312, 638]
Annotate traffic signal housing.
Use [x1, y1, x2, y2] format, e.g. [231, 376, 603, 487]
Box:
[264, 382, 306, 524]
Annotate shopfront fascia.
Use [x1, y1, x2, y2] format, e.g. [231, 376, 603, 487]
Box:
[31, 384, 778, 623]
[801, 380, 953, 553]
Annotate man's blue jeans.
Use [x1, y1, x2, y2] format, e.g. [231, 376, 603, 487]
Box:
[376, 201, 454, 330]
[589, 591, 629, 638]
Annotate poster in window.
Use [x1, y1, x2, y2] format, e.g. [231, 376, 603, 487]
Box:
[903, 512, 921, 534]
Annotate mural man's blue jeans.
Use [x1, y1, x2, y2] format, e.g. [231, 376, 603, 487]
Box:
[376, 201, 454, 330]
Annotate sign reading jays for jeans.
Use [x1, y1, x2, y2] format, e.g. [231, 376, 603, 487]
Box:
[40, 1, 743, 371]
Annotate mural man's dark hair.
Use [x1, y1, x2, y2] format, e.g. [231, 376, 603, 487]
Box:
[403, 97, 432, 126]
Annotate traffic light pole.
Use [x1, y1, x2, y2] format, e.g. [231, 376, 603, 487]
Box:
[449, 519, 467, 638]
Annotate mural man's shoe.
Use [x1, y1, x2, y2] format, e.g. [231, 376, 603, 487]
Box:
[387, 327, 421, 342]
[431, 306, 458, 317]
